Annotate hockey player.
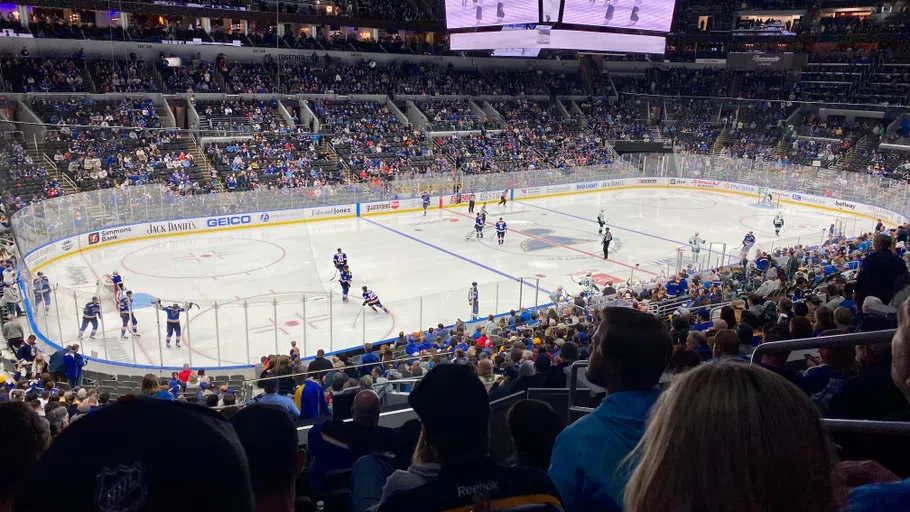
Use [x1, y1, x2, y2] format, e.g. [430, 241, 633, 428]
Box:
[421, 192, 431, 216]
[597, 210, 608, 234]
[475, 213, 485, 239]
[468, 281, 480, 320]
[602, 228, 613, 259]
[741, 231, 756, 258]
[549, 286, 568, 307]
[77, 296, 100, 340]
[33, 271, 51, 313]
[333, 248, 347, 273]
[480, 203, 488, 224]
[499, 190, 507, 207]
[773, 212, 785, 236]
[361, 286, 389, 313]
[119, 290, 139, 340]
[689, 232, 706, 264]
[578, 272, 600, 297]
[339, 265, 353, 303]
[495, 218, 508, 246]
[158, 300, 185, 348]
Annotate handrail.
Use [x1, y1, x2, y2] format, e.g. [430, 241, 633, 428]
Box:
[750, 329, 894, 364]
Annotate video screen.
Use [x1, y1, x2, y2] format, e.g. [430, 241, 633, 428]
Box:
[541, 0, 562, 22]
[450, 29, 665, 54]
[445, 0, 540, 30]
[562, 0, 675, 32]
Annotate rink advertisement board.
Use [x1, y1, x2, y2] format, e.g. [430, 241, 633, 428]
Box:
[361, 197, 426, 216]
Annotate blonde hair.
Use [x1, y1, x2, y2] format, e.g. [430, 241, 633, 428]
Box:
[624, 361, 839, 512]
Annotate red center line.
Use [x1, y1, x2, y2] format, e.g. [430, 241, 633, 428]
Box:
[444, 210, 658, 276]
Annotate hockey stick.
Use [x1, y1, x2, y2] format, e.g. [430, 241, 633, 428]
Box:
[352, 305, 365, 327]
[329, 268, 338, 281]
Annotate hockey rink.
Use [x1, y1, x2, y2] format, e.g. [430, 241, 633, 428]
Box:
[33, 188, 869, 368]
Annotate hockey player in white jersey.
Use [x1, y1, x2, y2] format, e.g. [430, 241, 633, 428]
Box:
[549, 286, 569, 307]
[597, 210, 608, 234]
[773, 212, 785, 236]
[689, 232, 706, 264]
[577, 272, 600, 297]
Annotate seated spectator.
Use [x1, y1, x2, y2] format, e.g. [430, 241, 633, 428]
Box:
[15, 399, 256, 511]
[624, 362, 838, 512]
[231, 405, 306, 512]
[506, 399, 564, 471]
[549, 307, 672, 512]
[370, 364, 563, 511]
[308, 390, 408, 495]
[246, 378, 300, 419]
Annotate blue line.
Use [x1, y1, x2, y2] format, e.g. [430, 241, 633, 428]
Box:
[524, 203, 687, 246]
[361, 217, 551, 295]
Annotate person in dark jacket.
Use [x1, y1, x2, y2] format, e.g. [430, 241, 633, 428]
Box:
[307, 348, 334, 381]
[543, 342, 578, 388]
[857, 234, 910, 306]
[16, 336, 37, 362]
[48, 346, 69, 382]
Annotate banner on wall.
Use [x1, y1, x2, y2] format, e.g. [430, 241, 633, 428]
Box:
[727, 52, 795, 71]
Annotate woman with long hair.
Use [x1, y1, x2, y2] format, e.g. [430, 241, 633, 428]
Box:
[624, 362, 840, 512]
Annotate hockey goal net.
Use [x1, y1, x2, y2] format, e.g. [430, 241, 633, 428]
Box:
[95, 274, 119, 309]
[756, 189, 781, 208]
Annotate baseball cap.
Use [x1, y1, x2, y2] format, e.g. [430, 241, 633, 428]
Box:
[15, 398, 255, 512]
[409, 364, 489, 441]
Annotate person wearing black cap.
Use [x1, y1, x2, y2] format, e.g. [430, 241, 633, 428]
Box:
[372, 364, 564, 511]
[15, 398, 256, 512]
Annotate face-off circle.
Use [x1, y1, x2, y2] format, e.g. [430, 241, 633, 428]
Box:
[121, 237, 287, 278]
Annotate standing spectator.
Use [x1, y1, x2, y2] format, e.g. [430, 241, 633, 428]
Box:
[246, 378, 300, 419]
[63, 344, 85, 387]
[48, 345, 69, 382]
[857, 234, 909, 306]
[371, 364, 563, 511]
[294, 373, 328, 419]
[624, 362, 839, 512]
[2, 315, 23, 352]
[0, 402, 51, 509]
[543, 340, 578, 388]
[308, 348, 334, 380]
[548, 307, 672, 512]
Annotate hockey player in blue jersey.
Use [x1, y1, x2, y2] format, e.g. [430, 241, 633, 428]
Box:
[339, 265, 353, 303]
[77, 297, 100, 340]
[474, 213, 485, 239]
[33, 271, 51, 312]
[421, 193, 431, 216]
[468, 282, 480, 320]
[495, 218, 507, 246]
[333, 248, 347, 273]
[119, 290, 139, 339]
[361, 286, 389, 313]
[158, 300, 186, 348]
[741, 231, 756, 258]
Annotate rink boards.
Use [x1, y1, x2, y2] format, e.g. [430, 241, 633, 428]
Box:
[22, 177, 908, 273]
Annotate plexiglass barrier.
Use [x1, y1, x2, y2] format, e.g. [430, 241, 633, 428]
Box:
[11, 154, 910, 369]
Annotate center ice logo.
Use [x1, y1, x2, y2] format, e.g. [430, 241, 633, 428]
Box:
[520, 228, 590, 253]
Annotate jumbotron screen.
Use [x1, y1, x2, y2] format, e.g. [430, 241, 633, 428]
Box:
[561, 0, 675, 32]
[445, 0, 541, 30]
[450, 28, 665, 54]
